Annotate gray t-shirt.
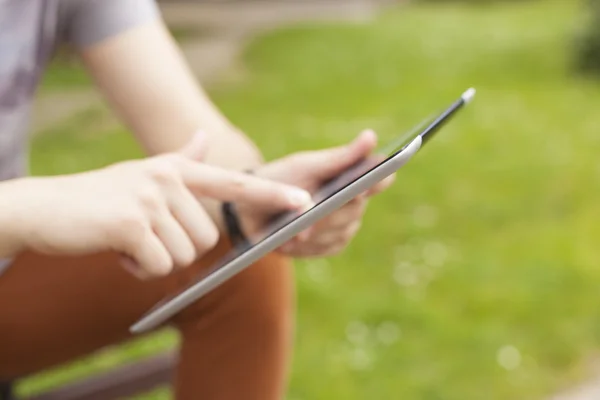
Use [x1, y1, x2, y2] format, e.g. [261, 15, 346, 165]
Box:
[0, 0, 160, 272]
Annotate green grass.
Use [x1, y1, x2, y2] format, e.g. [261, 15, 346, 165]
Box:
[19, 0, 600, 398]
[39, 56, 92, 91]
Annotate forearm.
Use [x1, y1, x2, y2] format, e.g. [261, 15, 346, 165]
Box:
[80, 20, 263, 230]
[80, 20, 262, 165]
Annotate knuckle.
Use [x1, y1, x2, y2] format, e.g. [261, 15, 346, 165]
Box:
[145, 158, 181, 187]
[136, 186, 164, 213]
[116, 213, 148, 245]
[164, 153, 185, 165]
[230, 173, 247, 191]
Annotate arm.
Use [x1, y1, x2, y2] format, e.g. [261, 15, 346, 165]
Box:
[63, 0, 262, 231]
[0, 136, 310, 273]
[63, 0, 395, 259]
[80, 20, 260, 166]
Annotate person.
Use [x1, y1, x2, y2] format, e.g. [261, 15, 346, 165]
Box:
[0, 1, 395, 399]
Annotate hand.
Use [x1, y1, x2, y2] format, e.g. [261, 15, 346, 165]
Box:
[247, 130, 395, 258]
[2, 133, 312, 277]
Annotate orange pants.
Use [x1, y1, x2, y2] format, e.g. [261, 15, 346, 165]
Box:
[0, 240, 294, 400]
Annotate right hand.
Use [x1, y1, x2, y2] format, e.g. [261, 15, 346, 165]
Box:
[5, 133, 312, 278]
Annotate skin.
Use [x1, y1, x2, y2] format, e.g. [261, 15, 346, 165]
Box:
[0, 17, 395, 276]
[0, 133, 313, 275]
[247, 129, 394, 258]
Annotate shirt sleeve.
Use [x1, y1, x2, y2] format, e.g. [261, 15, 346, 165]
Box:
[60, 0, 160, 49]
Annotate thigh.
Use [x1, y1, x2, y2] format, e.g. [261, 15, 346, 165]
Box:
[0, 239, 292, 380]
[174, 248, 296, 400]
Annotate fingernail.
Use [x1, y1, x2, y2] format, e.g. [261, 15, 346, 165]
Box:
[287, 189, 312, 207]
[121, 259, 150, 280]
[361, 128, 375, 137]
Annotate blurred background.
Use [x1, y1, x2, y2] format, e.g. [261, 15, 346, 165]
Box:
[18, 0, 600, 398]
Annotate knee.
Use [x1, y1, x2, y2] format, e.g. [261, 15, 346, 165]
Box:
[172, 250, 295, 400]
[220, 251, 295, 338]
[173, 245, 296, 340]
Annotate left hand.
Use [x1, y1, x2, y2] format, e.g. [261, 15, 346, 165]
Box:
[242, 130, 395, 258]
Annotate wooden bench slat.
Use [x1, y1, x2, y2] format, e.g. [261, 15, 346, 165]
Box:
[22, 352, 177, 400]
[0, 382, 15, 400]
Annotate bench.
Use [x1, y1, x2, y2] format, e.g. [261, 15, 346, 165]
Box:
[1, 351, 176, 400]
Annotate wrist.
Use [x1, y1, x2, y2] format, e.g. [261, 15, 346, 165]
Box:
[221, 201, 248, 246]
[221, 169, 259, 245]
[196, 168, 262, 238]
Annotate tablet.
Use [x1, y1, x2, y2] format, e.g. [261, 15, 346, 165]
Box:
[130, 88, 476, 334]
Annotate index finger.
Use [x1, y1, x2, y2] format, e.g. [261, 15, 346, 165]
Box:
[177, 159, 313, 210]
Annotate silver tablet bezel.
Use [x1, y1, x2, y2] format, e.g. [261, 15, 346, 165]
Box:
[130, 136, 422, 334]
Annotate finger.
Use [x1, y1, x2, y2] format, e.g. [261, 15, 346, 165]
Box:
[277, 233, 309, 253]
[179, 131, 208, 161]
[280, 241, 345, 258]
[279, 220, 338, 252]
[277, 240, 298, 255]
[291, 129, 378, 180]
[306, 220, 362, 249]
[279, 219, 361, 256]
[119, 255, 151, 280]
[300, 229, 343, 249]
[317, 243, 346, 257]
[167, 186, 219, 257]
[365, 174, 396, 197]
[297, 227, 313, 242]
[320, 198, 366, 229]
[278, 237, 310, 256]
[152, 209, 197, 268]
[122, 228, 173, 277]
[177, 160, 313, 210]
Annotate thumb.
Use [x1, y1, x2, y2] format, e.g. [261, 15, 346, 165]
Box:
[179, 131, 208, 161]
[301, 129, 378, 179]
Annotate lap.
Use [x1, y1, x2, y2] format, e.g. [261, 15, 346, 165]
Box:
[0, 239, 293, 380]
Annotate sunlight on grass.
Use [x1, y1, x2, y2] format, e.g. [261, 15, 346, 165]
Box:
[20, 1, 600, 399]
